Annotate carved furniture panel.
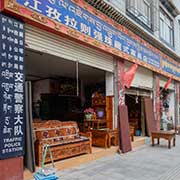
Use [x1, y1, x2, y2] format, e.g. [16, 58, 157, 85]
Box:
[33, 120, 92, 166]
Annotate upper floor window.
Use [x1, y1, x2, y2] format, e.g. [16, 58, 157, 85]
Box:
[126, 0, 152, 28]
[159, 9, 174, 47]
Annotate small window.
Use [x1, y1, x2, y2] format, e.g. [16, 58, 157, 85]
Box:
[159, 8, 174, 47]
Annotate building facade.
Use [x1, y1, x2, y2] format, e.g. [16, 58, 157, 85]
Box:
[0, 0, 180, 179]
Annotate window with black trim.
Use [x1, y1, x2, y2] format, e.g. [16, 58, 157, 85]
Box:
[159, 8, 174, 47]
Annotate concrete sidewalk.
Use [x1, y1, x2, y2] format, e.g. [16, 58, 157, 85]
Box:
[54, 135, 180, 180]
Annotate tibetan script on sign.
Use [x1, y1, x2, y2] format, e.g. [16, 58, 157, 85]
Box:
[0, 13, 25, 159]
[16, 0, 160, 68]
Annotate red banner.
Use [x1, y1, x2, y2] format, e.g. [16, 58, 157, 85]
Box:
[164, 76, 173, 90]
[123, 63, 138, 88]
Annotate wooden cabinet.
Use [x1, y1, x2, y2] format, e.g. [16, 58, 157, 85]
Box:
[92, 92, 106, 119]
[106, 96, 113, 129]
[91, 92, 113, 130]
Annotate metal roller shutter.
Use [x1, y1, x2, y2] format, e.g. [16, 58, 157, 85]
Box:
[25, 25, 114, 72]
[124, 61, 153, 89]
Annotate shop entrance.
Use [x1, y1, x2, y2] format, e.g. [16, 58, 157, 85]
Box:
[160, 88, 175, 130]
[125, 88, 152, 139]
[24, 49, 115, 172]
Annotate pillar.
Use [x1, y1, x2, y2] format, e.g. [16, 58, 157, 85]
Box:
[0, 157, 23, 180]
[175, 82, 180, 128]
[116, 59, 132, 153]
[154, 74, 161, 130]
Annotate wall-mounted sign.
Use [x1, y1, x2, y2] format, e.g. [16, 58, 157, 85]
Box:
[3, 0, 180, 80]
[161, 57, 180, 78]
[15, 0, 160, 68]
[0, 14, 25, 159]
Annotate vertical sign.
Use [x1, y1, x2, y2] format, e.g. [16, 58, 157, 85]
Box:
[0, 14, 25, 159]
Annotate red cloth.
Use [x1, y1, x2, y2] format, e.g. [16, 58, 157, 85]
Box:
[164, 76, 172, 90]
[123, 63, 138, 88]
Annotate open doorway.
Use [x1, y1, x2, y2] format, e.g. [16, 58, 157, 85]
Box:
[160, 88, 175, 130]
[125, 89, 152, 138]
[24, 49, 114, 171]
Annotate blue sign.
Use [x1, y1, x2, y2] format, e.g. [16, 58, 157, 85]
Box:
[0, 14, 25, 159]
[162, 57, 180, 78]
[16, 0, 160, 69]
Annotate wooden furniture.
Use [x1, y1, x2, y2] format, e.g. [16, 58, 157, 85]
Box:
[33, 120, 92, 166]
[83, 119, 108, 131]
[129, 118, 139, 134]
[106, 96, 113, 129]
[151, 131, 176, 149]
[93, 119, 107, 129]
[91, 129, 118, 148]
[91, 92, 114, 130]
[91, 129, 109, 148]
[108, 129, 118, 148]
[129, 126, 135, 142]
[92, 92, 106, 120]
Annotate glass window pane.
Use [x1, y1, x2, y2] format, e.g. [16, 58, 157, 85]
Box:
[159, 9, 174, 46]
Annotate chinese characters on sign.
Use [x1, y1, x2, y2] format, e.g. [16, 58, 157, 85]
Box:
[0, 14, 25, 159]
[16, 0, 160, 67]
[15, 0, 180, 78]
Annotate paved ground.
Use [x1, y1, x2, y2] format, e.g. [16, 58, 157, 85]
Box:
[53, 136, 180, 180]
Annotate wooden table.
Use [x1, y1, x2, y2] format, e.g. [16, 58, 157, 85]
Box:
[83, 119, 107, 131]
[151, 131, 176, 149]
[93, 119, 107, 129]
[91, 129, 118, 148]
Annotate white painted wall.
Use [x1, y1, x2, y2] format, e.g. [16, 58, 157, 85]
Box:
[106, 72, 114, 96]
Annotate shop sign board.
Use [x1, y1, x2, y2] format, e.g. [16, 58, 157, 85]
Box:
[3, 0, 180, 81]
[15, 0, 160, 68]
[0, 14, 25, 159]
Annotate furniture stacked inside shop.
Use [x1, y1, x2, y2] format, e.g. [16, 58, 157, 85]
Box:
[83, 92, 118, 148]
[31, 77, 117, 167]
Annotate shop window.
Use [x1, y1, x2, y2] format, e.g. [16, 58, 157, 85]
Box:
[126, 0, 152, 29]
[159, 8, 174, 47]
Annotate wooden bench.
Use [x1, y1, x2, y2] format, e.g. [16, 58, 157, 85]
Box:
[151, 131, 176, 149]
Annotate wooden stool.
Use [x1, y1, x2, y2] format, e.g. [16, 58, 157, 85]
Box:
[108, 129, 118, 148]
